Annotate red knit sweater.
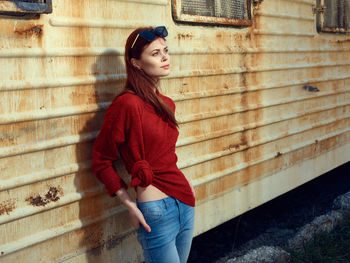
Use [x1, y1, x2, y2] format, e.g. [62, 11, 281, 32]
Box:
[92, 92, 195, 207]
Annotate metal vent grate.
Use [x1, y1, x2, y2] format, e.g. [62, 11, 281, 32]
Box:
[173, 0, 252, 27]
[182, 0, 248, 20]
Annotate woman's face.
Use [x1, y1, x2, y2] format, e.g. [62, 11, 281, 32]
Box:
[132, 37, 170, 79]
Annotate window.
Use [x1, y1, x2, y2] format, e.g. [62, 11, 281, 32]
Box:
[172, 0, 252, 27]
[315, 0, 350, 33]
[0, 0, 52, 16]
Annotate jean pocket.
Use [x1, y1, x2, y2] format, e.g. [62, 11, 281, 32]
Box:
[137, 200, 164, 225]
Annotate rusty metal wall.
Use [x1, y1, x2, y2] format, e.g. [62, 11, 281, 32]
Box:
[1, 0, 350, 262]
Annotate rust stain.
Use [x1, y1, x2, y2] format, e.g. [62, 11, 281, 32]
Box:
[82, 222, 135, 256]
[238, 131, 248, 150]
[0, 199, 16, 216]
[0, 134, 15, 146]
[105, 231, 134, 250]
[336, 39, 350, 43]
[227, 132, 249, 151]
[228, 143, 243, 151]
[252, 0, 264, 9]
[88, 92, 100, 104]
[177, 32, 193, 40]
[198, 130, 350, 203]
[84, 225, 104, 255]
[14, 24, 43, 38]
[26, 186, 63, 207]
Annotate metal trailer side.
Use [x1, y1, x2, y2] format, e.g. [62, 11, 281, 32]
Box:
[1, 0, 350, 262]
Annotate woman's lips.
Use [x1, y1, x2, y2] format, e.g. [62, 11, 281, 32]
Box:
[161, 64, 170, 69]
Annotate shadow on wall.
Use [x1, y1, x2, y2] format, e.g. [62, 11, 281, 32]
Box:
[74, 50, 126, 262]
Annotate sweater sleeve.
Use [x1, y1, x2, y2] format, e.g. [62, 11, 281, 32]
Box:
[91, 96, 133, 196]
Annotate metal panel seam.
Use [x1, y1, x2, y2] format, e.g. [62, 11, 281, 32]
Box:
[0, 103, 110, 125]
[49, 17, 164, 28]
[2, 62, 350, 92]
[191, 127, 350, 188]
[0, 188, 103, 225]
[111, 0, 167, 5]
[2, 47, 350, 58]
[254, 10, 314, 21]
[0, 162, 91, 191]
[0, 132, 98, 159]
[177, 103, 350, 147]
[1, 104, 349, 191]
[1, 89, 348, 127]
[279, 0, 313, 4]
[0, 205, 128, 257]
[253, 29, 315, 36]
[178, 114, 350, 169]
[179, 92, 350, 123]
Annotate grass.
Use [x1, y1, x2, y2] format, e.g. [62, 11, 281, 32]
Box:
[286, 213, 350, 263]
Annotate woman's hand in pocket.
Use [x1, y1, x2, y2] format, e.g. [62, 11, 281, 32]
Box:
[115, 188, 151, 232]
[127, 202, 151, 232]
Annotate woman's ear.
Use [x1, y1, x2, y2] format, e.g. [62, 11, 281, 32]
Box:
[131, 58, 142, 70]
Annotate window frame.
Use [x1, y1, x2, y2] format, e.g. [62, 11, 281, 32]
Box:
[315, 0, 350, 33]
[172, 0, 252, 27]
[0, 0, 52, 16]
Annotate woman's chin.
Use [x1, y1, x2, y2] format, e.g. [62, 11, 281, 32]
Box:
[159, 71, 170, 77]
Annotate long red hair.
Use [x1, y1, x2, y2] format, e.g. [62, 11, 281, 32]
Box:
[121, 27, 178, 127]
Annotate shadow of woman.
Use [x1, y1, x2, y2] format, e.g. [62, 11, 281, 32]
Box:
[73, 50, 142, 262]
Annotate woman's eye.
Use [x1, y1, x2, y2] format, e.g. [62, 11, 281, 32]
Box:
[152, 52, 158, 56]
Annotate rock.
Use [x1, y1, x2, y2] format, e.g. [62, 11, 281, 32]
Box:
[239, 228, 295, 252]
[333, 191, 350, 210]
[226, 246, 290, 263]
[287, 210, 344, 249]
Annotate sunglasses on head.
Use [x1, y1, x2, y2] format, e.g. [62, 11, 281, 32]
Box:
[131, 26, 168, 49]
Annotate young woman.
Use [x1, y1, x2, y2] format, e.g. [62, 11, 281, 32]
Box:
[92, 26, 196, 263]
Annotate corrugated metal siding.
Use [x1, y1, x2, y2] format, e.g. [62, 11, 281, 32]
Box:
[1, 0, 350, 262]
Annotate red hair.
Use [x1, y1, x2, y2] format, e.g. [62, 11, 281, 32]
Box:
[120, 27, 178, 127]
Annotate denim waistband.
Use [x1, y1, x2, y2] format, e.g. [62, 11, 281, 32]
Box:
[136, 196, 178, 210]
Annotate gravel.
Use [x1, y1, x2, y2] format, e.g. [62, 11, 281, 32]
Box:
[188, 161, 350, 263]
[225, 246, 291, 263]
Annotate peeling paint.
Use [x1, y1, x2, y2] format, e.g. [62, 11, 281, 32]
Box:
[14, 25, 43, 38]
[336, 39, 350, 43]
[0, 134, 15, 145]
[177, 32, 193, 40]
[26, 186, 63, 207]
[0, 199, 16, 216]
[89, 231, 135, 256]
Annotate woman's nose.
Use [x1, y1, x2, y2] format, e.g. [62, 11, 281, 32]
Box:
[161, 52, 168, 61]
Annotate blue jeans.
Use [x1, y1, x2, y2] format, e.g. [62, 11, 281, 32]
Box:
[136, 197, 195, 263]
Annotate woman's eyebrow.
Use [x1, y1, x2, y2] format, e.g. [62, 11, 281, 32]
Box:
[150, 46, 168, 52]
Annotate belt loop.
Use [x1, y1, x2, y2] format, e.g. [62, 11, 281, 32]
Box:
[163, 197, 168, 210]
